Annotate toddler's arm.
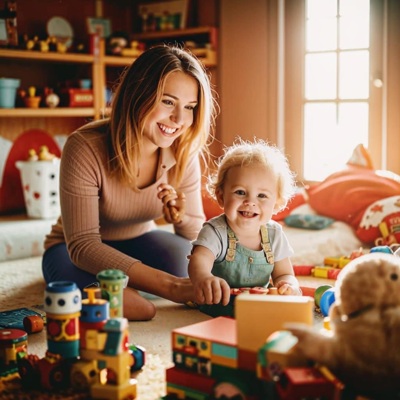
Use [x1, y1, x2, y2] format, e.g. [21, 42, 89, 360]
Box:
[272, 257, 302, 295]
[188, 245, 231, 305]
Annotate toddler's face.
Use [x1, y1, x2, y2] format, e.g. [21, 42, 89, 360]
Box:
[216, 165, 278, 232]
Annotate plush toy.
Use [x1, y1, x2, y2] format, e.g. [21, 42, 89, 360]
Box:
[287, 252, 400, 398]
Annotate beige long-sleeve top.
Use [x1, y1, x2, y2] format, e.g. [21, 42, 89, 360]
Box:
[44, 128, 205, 276]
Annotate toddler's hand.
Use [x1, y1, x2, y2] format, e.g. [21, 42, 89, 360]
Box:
[193, 276, 231, 306]
[157, 184, 186, 224]
[275, 281, 302, 296]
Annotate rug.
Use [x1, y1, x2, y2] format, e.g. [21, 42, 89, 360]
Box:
[0, 257, 332, 399]
[0, 256, 211, 400]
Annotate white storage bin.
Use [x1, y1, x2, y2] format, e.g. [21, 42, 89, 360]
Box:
[16, 159, 61, 219]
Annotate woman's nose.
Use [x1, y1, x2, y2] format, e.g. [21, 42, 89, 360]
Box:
[170, 107, 183, 124]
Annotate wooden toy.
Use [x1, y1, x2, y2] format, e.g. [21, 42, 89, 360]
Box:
[97, 269, 127, 318]
[14, 273, 144, 399]
[162, 294, 335, 400]
[0, 329, 28, 377]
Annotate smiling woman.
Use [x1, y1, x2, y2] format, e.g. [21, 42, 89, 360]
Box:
[41, 45, 218, 321]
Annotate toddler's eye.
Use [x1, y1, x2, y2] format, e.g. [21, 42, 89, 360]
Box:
[235, 190, 245, 196]
[258, 193, 268, 199]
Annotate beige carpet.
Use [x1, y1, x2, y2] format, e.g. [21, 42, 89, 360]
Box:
[0, 256, 211, 400]
[0, 257, 332, 399]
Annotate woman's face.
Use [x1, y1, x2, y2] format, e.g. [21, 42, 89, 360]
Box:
[143, 71, 198, 149]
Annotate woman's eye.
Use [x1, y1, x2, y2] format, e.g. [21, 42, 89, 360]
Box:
[185, 105, 195, 111]
[162, 99, 174, 106]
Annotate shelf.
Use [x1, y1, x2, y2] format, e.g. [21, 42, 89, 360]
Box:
[104, 52, 216, 68]
[0, 49, 94, 64]
[132, 26, 217, 41]
[0, 107, 96, 118]
[0, 26, 217, 120]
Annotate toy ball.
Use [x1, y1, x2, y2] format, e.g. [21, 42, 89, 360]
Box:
[319, 287, 335, 317]
[314, 284, 333, 308]
[370, 245, 393, 254]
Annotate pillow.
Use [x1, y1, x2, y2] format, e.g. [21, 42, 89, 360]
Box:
[356, 195, 400, 245]
[307, 167, 400, 229]
[202, 192, 221, 220]
[272, 190, 307, 221]
[284, 214, 335, 230]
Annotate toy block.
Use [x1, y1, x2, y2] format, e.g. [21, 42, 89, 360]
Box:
[211, 353, 237, 369]
[235, 294, 314, 352]
[257, 330, 308, 382]
[300, 286, 316, 298]
[312, 266, 337, 278]
[293, 265, 314, 275]
[91, 378, 137, 400]
[275, 367, 340, 400]
[172, 317, 237, 349]
[166, 366, 216, 393]
[237, 347, 257, 371]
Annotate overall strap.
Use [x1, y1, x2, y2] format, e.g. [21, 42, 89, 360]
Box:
[225, 226, 237, 262]
[261, 225, 274, 264]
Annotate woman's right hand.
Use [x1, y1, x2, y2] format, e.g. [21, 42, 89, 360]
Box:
[157, 184, 186, 224]
[193, 275, 231, 306]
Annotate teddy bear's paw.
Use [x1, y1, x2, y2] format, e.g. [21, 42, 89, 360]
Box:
[285, 322, 334, 364]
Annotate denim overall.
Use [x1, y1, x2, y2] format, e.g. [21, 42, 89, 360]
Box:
[199, 224, 275, 317]
[212, 224, 274, 287]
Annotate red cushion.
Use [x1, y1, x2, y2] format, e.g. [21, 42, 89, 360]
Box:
[272, 191, 307, 221]
[307, 167, 400, 229]
[202, 193, 222, 220]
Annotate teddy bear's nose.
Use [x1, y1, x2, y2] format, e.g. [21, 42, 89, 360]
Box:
[390, 273, 398, 281]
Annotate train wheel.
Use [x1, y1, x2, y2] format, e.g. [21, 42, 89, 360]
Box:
[212, 382, 245, 400]
[18, 355, 40, 389]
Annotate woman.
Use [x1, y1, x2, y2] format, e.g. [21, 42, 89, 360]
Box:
[42, 45, 218, 320]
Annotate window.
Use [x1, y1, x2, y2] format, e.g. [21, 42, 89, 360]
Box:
[304, 0, 370, 180]
[284, 0, 390, 183]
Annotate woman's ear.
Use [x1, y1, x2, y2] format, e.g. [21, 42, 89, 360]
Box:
[215, 188, 224, 208]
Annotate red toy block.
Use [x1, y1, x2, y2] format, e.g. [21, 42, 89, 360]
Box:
[166, 366, 216, 393]
[276, 367, 339, 400]
[293, 265, 314, 276]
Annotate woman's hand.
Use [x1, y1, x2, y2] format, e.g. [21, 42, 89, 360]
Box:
[157, 184, 186, 224]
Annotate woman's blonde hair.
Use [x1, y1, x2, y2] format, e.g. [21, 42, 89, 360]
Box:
[207, 138, 297, 213]
[82, 45, 217, 190]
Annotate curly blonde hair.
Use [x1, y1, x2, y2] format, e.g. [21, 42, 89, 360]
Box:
[207, 138, 297, 213]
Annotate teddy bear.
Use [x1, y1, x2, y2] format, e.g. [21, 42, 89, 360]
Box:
[287, 252, 400, 399]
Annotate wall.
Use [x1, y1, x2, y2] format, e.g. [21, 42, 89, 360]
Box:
[218, 0, 278, 150]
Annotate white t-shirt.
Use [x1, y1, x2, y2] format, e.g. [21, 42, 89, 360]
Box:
[192, 214, 294, 263]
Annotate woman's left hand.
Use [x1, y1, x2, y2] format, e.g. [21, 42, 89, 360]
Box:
[157, 184, 186, 224]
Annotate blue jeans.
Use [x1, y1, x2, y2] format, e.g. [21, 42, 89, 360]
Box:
[42, 230, 192, 291]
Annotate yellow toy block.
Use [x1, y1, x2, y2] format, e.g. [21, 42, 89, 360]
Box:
[235, 294, 314, 352]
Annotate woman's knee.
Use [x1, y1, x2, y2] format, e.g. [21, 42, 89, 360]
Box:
[123, 289, 156, 321]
